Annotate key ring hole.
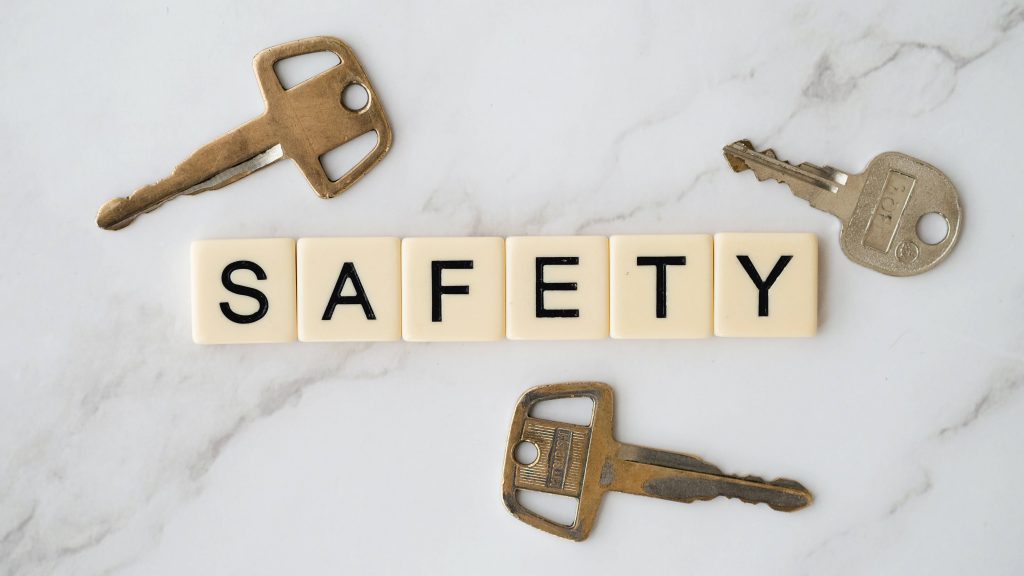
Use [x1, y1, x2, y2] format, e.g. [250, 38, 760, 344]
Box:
[916, 212, 949, 245]
[341, 82, 370, 112]
[514, 441, 539, 466]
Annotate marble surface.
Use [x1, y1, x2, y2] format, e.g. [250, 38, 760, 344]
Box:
[2, 1, 1024, 574]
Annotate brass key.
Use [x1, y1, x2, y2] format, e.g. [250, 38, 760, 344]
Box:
[96, 37, 393, 230]
[502, 382, 812, 541]
[723, 139, 962, 276]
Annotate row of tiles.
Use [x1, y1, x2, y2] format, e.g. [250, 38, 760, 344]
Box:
[191, 233, 818, 343]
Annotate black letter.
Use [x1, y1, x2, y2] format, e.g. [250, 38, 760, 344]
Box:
[736, 255, 793, 317]
[536, 257, 580, 318]
[431, 260, 473, 322]
[322, 262, 376, 321]
[636, 256, 686, 318]
[220, 260, 269, 324]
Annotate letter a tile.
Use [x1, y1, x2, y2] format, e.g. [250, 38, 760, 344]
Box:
[298, 237, 401, 342]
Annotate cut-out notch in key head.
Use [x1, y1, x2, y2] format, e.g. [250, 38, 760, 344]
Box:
[96, 36, 393, 230]
[502, 382, 812, 541]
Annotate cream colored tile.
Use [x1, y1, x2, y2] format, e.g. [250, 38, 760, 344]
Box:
[402, 237, 505, 341]
[610, 234, 712, 339]
[714, 233, 817, 338]
[297, 237, 401, 342]
[506, 236, 608, 340]
[191, 238, 296, 344]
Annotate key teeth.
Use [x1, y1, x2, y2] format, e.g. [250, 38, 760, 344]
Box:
[724, 139, 814, 190]
[736, 475, 808, 493]
[723, 140, 782, 177]
[724, 140, 754, 173]
[770, 478, 808, 491]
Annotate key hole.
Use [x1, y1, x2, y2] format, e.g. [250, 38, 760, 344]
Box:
[342, 82, 370, 112]
[514, 441, 539, 466]
[916, 212, 949, 245]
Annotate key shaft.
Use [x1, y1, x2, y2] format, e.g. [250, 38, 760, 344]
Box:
[97, 115, 281, 230]
[724, 139, 858, 221]
[609, 443, 811, 511]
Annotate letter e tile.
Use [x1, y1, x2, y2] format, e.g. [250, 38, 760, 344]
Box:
[506, 236, 609, 340]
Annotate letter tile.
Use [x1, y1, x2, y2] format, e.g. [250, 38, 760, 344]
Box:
[506, 236, 609, 340]
[297, 237, 401, 342]
[610, 234, 713, 339]
[191, 238, 296, 344]
[402, 237, 505, 341]
[714, 233, 817, 337]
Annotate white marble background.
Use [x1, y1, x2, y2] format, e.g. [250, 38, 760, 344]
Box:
[2, 1, 1024, 574]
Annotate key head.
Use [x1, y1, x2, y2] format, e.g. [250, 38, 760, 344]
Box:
[502, 382, 616, 541]
[253, 36, 393, 199]
[841, 152, 962, 276]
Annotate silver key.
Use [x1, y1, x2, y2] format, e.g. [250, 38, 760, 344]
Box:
[723, 140, 962, 276]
